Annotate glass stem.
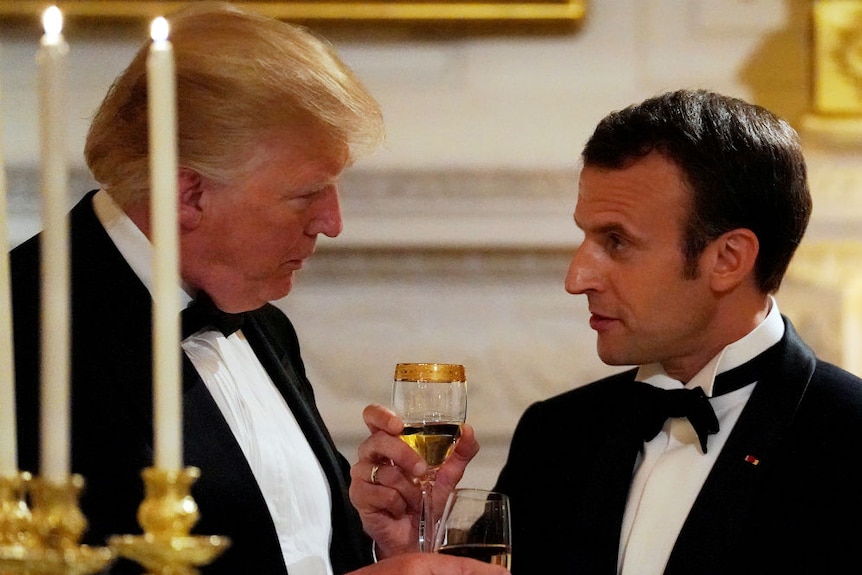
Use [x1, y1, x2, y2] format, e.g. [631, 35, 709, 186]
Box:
[418, 478, 435, 552]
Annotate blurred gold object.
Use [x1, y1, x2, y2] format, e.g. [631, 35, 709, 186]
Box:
[109, 466, 230, 575]
[0, 471, 35, 573]
[0, 0, 586, 23]
[811, 0, 862, 115]
[29, 475, 88, 551]
[804, 1, 862, 145]
[395, 363, 466, 383]
[0, 472, 35, 547]
[0, 472, 115, 575]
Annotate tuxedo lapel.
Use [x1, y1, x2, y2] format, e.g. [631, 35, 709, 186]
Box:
[242, 310, 371, 573]
[70, 191, 155, 425]
[180, 357, 288, 573]
[242, 312, 346, 495]
[666, 319, 816, 574]
[572, 375, 644, 574]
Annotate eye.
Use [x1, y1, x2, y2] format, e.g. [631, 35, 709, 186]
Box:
[605, 233, 628, 252]
[287, 186, 328, 207]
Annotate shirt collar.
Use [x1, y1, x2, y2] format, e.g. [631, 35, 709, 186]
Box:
[92, 189, 193, 309]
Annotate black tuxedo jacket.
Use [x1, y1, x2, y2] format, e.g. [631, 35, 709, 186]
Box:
[495, 320, 862, 574]
[11, 191, 372, 575]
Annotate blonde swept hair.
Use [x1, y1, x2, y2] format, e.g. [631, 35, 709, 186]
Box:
[84, 1, 384, 207]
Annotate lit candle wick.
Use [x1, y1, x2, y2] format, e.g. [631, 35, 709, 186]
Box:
[42, 6, 63, 44]
[151, 16, 169, 45]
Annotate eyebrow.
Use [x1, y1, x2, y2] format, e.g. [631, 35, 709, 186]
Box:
[575, 218, 628, 237]
[596, 222, 628, 234]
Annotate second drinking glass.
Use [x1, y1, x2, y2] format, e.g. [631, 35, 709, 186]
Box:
[392, 363, 467, 552]
[434, 488, 512, 569]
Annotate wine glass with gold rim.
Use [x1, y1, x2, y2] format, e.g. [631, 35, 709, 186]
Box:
[392, 363, 467, 553]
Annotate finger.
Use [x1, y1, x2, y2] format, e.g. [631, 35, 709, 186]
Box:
[357, 460, 412, 492]
[453, 423, 480, 461]
[362, 403, 402, 435]
[351, 456, 422, 504]
[357, 430, 427, 479]
[434, 423, 479, 492]
[349, 462, 417, 519]
[430, 424, 480, 517]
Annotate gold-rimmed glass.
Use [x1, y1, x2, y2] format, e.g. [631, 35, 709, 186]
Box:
[392, 363, 467, 552]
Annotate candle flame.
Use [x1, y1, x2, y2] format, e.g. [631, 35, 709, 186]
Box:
[150, 16, 170, 43]
[42, 5, 63, 39]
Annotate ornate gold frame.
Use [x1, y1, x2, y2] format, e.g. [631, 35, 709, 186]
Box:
[0, 0, 586, 22]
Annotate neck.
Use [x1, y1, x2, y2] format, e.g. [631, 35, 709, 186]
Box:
[663, 292, 771, 383]
[124, 201, 152, 240]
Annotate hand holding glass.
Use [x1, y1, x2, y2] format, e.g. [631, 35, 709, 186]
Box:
[434, 488, 512, 569]
[392, 363, 467, 552]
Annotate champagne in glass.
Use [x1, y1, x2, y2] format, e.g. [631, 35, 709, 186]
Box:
[434, 488, 512, 569]
[392, 363, 467, 552]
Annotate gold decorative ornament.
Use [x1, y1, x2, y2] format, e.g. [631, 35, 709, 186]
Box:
[803, 0, 862, 145]
[109, 466, 230, 575]
[0, 473, 115, 575]
[0, 472, 35, 574]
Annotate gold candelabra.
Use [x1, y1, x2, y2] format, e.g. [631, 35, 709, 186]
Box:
[0, 466, 229, 575]
[109, 466, 230, 575]
[0, 471, 114, 575]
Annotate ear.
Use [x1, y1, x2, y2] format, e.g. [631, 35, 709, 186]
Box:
[706, 228, 760, 292]
[178, 167, 205, 231]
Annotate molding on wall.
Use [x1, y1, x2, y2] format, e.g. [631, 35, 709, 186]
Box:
[6, 166, 582, 251]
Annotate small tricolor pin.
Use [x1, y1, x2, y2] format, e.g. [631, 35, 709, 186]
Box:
[744, 454, 760, 466]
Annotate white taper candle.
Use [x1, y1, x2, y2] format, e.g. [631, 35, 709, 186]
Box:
[37, 5, 70, 483]
[148, 16, 182, 471]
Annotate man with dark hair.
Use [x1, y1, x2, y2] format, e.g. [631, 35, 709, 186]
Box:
[351, 90, 862, 574]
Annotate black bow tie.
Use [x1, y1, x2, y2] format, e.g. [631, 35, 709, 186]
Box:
[634, 355, 765, 453]
[181, 291, 246, 338]
[635, 385, 718, 453]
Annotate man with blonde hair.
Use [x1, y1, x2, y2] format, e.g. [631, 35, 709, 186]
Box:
[11, 4, 504, 575]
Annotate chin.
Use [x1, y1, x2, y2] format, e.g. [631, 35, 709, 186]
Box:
[267, 280, 295, 303]
[596, 344, 632, 367]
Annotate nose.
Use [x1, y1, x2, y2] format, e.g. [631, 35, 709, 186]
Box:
[565, 243, 600, 295]
[307, 187, 343, 238]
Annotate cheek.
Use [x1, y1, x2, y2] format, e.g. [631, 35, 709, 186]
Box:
[619, 269, 688, 324]
[254, 219, 306, 256]
[650, 281, 711, 337]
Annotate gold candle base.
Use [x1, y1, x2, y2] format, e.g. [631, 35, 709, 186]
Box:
[109, 467, 230, 575]
[0, 473, 114, 575]
[0, 472, 35, 544]
[0, 471, 36, 574]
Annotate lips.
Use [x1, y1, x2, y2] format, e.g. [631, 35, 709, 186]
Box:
[588, 312, 618, 331]
[285, 249, 314, 270]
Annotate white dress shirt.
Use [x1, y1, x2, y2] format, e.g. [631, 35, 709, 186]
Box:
[617, 299, 785, 575]
[93, 189, 334, 575]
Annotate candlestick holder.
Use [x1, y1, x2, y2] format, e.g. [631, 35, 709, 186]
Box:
[0, 471, 36, 573]
[0, 473, 115, 575]
[109, 466, 230, 575]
